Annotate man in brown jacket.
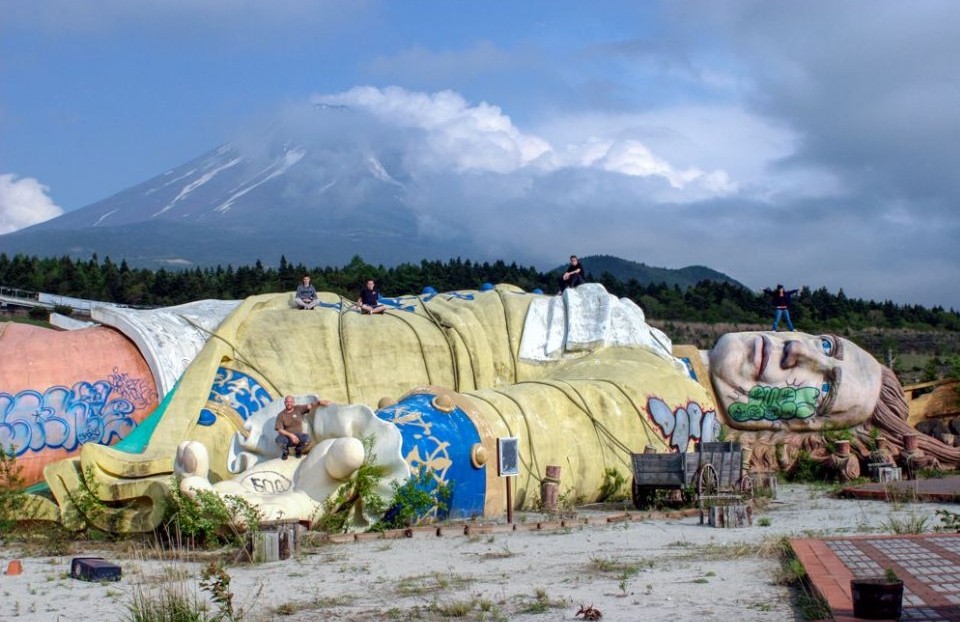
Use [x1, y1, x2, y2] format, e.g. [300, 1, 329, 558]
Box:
[275, 395, 330, 459]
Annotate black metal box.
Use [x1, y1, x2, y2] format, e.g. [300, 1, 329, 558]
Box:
[70, 557, 121, 582]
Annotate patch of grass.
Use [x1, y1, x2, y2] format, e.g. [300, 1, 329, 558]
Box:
[518, 588, 566, 614]
[479, 544, 515, 560]
[588, 556, 649, 576]
[673, 541, 760, 561]
[774, 539, 832, 621]
[397, 572, 475, 597]
[757, 516, 772, 527]
[126, 582, 212, 622]
[881, 513, 930, 534]
[936, 509, 960, 533]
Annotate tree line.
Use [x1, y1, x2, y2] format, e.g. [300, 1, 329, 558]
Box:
[1, 252, 957, 332]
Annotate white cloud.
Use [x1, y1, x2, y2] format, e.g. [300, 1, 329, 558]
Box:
[0, 174, 64, 234]
[311, 86, 738, 200]
[314, 87, 552, 174]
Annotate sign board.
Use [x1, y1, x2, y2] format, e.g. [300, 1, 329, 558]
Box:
[497, 437, 519, 477]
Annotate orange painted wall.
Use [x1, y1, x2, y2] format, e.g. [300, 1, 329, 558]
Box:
[0, 322, 159, 486]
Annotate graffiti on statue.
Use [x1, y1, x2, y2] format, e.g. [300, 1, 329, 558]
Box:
[0, 368, 155, 456]
[727, 385, 822, 422]
[647, 397, 720, 452]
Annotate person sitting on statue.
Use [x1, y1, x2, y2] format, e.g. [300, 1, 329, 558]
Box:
[558, 255, 585, 293]
[356, 278, 388, 314]
[294, 274, 319, 310]
[276, 395, 329, 459]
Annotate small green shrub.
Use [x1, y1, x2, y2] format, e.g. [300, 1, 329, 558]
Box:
[936, 509, 960, 533]
[375, 466, 451, 531]
[787, 450, 826, 483]
[164, 480, 261, 549]
[126, 582, 211, 622]
[0, 445, 28, 538]
[313, 436, 389, 534]
[61, 465, 108, 533]
[596, 468, 627, 502]
[881, 513, 930, 535]
[199, 560, 240, 621]
[52, 304, 74, 316]
[28, 306, 49, 320]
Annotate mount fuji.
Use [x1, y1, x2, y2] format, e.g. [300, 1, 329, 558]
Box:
[1, 106, 477, 269]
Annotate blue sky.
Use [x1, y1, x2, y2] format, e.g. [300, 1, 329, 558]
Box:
[2, 0, 959, 309]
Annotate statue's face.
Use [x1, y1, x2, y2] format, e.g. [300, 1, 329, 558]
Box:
[708, 331, 882, 431]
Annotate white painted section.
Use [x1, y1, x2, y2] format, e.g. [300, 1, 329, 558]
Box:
[518, 283, 682, 369]
[38, 293, 123, 313]
[93, 299, 241, 398]
[49, 313, 97, 330]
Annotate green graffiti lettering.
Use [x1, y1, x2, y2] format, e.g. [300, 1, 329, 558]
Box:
[728, 386, 820, 422]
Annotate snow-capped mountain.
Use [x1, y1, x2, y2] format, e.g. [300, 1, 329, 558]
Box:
[1, 109, 471, 268]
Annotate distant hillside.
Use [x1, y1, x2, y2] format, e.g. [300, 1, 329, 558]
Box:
[575, 255, 747, 290]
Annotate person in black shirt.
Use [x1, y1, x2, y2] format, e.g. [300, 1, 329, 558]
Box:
[764, 284, 799, 331]
[357, 279, 388, 314]
[559, 255, 586, 293]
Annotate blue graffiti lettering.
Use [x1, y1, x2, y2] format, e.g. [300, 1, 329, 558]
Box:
[0, 374, 154, 457]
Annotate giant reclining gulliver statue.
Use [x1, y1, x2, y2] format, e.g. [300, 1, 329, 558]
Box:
[3, 284, 956, 532]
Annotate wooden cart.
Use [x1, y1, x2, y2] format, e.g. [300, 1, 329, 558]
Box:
[629, 441, 751, 510]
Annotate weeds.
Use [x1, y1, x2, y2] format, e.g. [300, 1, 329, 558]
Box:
[126, 581, 211, 622]
[519, 588, 566, 614]
[376, 465, 452, 531]
[936, 509, 960, 532]
[881, 513, 930, 534]
[0, 444, 27, 538]
[397, 572, 475, 597]
[164, 479, 261, 549]
[774, 539, 832, 621]
[596, 468, 628, 502]
[313, 436, 389, 534]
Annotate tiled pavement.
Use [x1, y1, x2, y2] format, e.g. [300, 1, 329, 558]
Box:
[791, 534, 960, 622]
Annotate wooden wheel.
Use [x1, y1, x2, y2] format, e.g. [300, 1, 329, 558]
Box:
[739, 474, 754, 498]
[697, 463, 719, 497]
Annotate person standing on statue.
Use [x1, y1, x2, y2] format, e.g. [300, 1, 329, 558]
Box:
[765, 284, 799, 331]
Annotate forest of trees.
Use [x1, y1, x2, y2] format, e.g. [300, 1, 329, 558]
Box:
[1, 252, 958, 332]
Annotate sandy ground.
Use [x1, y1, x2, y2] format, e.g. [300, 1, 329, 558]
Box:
[1, 484, 957, 622]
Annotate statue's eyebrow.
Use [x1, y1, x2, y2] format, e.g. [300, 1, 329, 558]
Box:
[816, 367, 841, 418]
[829, 334, 845, 360]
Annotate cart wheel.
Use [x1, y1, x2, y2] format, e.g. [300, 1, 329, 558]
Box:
[697, 464, 719, 497]
[739, 474, 754, 498]
[631, 479, 655, 510]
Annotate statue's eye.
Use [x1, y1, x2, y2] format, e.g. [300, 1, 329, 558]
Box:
[821, 382, 830, 394]
[820, 337, 834, 355]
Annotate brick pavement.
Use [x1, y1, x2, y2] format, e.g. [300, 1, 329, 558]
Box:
[791, 534, 960, 622]
[842, 476, 960, 503]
